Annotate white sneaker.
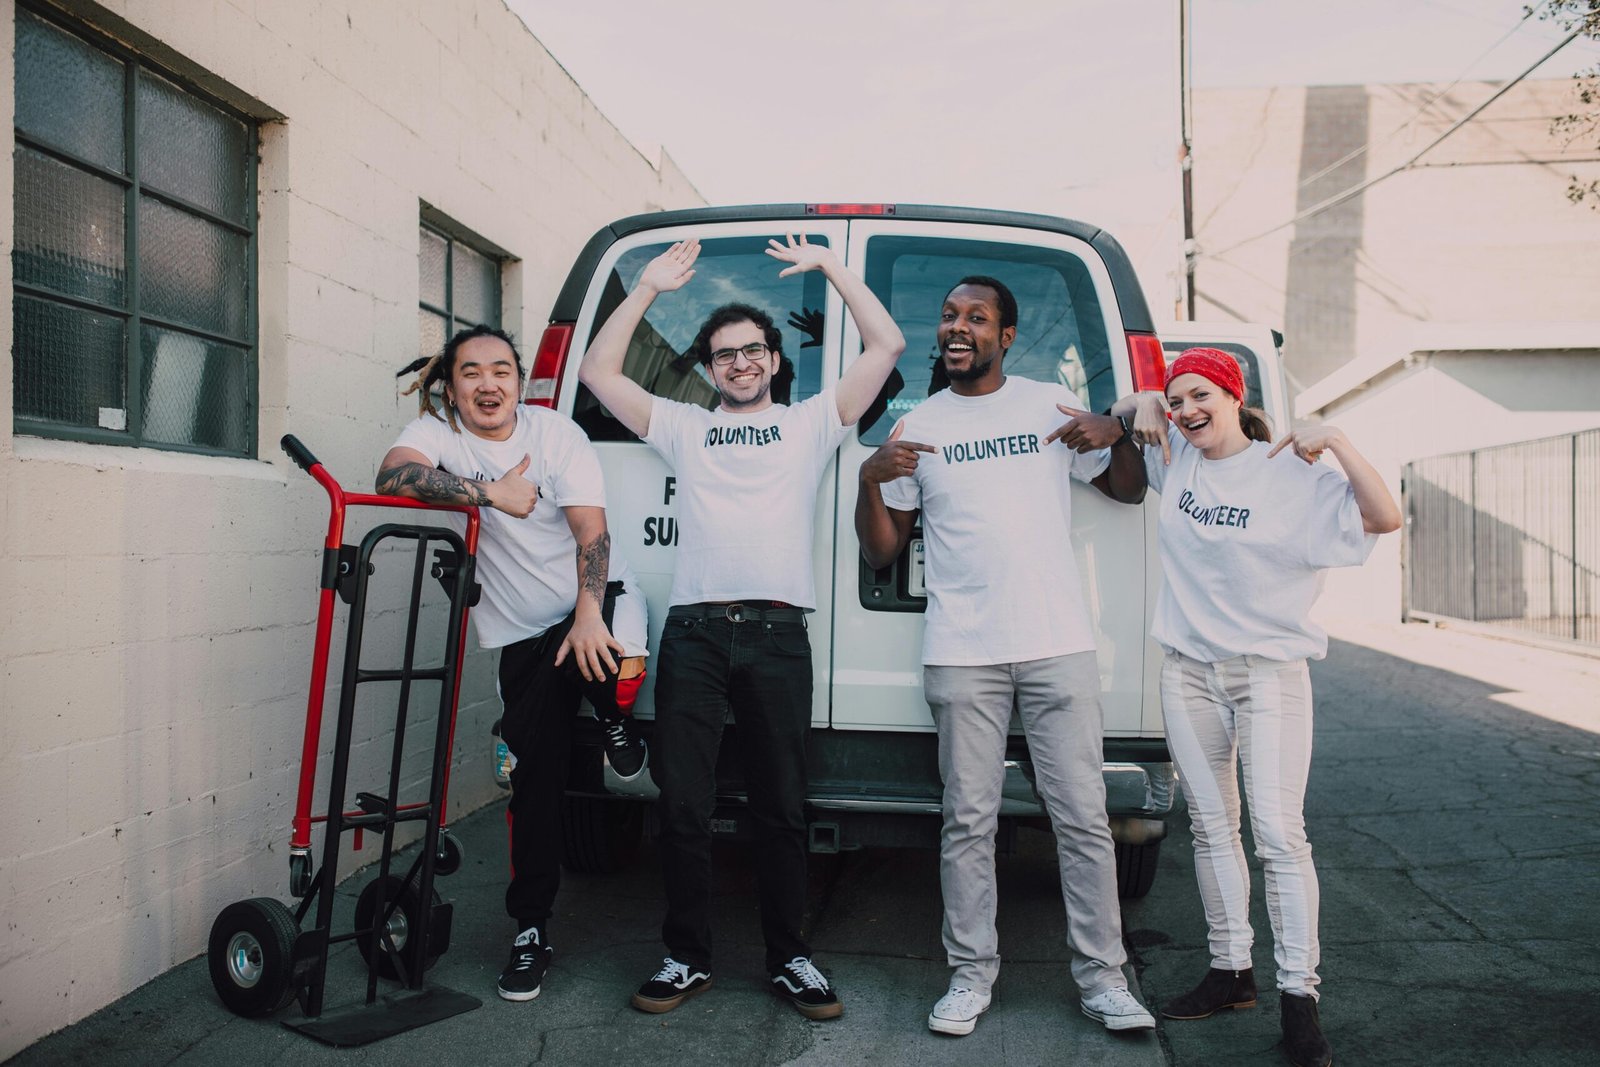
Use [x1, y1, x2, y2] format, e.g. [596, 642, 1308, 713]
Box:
[1080, 985, 1156, 1031]
[928, 986, 992, 1035]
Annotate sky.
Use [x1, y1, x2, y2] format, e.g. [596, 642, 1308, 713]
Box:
[504, 0, 1599, 303]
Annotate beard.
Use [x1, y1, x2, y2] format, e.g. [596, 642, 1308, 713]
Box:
[942, 351, 996, 383]
[716, 376, 772, 411]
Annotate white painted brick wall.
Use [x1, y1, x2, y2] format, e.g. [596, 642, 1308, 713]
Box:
[0, 0, 704, 1055]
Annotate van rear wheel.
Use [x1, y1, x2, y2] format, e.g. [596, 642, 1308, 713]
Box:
[560, 796, 643, 874]
[1115, 840, 1161, 900]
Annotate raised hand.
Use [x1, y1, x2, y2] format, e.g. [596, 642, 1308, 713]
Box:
[1268, 425, 1346, 465]
[488, 454, 539, 517]
[860, 420, 936, 484]
[765, 233, 836, 278]
[1044, 404, 1124, 452]
[788, 306, 825, 348]
[638, 239, 699, 295]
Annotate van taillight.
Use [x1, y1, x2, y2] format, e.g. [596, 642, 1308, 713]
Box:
[525, 323, 574, 407]
[806, 203, 895, 215]
[1127, 333, 1166, 392]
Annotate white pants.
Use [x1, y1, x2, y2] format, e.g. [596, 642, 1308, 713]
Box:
[1161, 651, 1321, 999]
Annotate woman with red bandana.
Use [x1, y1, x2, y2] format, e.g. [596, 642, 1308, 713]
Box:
[1112, 348, 1400, 1067]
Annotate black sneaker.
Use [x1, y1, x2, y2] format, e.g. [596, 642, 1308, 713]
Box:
[770, 956, 842, 1020]
[631, 957, 712, 1013]
[497, 926, 551, 1002]
[601, 717, 647, 780]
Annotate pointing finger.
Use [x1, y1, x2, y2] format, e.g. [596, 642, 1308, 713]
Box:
[1055, 403, 1088, 418]
[1267, 434, 1293, 458]
[903, 441, 937, 454]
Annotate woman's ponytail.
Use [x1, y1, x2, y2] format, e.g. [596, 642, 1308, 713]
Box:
[1239, 405, 1273, 443]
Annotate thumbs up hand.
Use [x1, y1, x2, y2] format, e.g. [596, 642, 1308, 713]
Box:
[488, 454, 539, 517]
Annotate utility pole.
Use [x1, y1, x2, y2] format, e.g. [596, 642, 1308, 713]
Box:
[1179, 0, 1196, 320]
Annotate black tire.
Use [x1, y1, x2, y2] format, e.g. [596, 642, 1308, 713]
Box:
[354, 875, 442, 980]
[434, 830, 464, 877]
[208, 898, 300, 1017]
[1115, 839, 1161, 900]
[288, 851, 313, 898]
[559, 796, 643, 875]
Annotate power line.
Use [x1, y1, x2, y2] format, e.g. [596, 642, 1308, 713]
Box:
[1294, 0, 1550, 192]
[1198, 26, 1583, 263]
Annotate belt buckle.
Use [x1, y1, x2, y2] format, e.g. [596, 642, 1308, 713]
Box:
[724, 603, 746, 623]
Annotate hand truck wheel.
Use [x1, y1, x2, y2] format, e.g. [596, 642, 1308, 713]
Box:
[354, 875, 444, 979]
[288, 850, 314, 898]
[434, 829, 465, 877]
[207, 898, 300, 1017]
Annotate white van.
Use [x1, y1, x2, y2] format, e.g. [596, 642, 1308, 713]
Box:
[530, 205, 1287, 899]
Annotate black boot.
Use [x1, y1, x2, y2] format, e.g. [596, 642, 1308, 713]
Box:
[1280, 993, 1333, 1067]
[1161, 967, 1257, 1020]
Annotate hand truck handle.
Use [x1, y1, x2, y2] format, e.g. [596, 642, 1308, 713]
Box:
[281, 434, 320, 473]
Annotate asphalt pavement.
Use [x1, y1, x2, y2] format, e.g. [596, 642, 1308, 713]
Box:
[10, 619, 1600, 1066]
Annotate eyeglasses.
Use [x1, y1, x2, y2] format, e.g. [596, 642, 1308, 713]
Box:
[708, 342, 772, 366]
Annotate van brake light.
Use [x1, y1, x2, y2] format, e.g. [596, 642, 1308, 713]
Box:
[525, 323, 574, 408]
[1127, 333, 1166, 392]
[806, 203, 895, 215]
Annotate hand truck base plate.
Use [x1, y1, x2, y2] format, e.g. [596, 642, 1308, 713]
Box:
[282, 986, 481, 1047]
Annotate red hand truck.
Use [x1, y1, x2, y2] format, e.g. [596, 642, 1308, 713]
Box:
[206, 435, 483, 1044]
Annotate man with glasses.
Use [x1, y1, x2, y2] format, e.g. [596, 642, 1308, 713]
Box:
[578, 235, 904, 1020]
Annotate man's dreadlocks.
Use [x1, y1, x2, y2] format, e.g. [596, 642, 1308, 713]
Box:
[397, 324, 525, 433]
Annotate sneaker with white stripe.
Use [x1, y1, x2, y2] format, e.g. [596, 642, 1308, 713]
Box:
[770, 956, 842, 1020]
[630, 957, 712, 1013]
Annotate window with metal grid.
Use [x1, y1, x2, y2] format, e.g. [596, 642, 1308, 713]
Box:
[12, 5, 258, 457]
[418, 221, 502, 363]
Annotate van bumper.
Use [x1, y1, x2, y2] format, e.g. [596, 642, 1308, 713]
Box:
[588, 751, 1176, 824]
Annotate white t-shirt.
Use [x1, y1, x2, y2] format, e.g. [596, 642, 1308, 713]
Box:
[644, 390, 848, 609]
[880, 377, 1111, 666]
[392, 405, 640, 651]
[1145, 425, 1377, 662]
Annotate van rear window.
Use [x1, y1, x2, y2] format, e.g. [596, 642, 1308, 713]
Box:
[572, 235, 832, 442]
[856, 236, 1116, 445]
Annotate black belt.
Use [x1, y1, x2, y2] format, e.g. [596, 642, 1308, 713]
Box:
[670, 601, 807, 623]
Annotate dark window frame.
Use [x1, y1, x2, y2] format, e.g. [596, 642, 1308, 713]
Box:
[12, 1, 260, 458]
[418, 219, 503, 342]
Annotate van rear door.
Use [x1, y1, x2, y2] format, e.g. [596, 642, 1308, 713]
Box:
[829, 220, 1148, 734]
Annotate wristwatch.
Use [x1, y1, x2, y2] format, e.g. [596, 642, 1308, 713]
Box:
[1115, 415, 1135, 446]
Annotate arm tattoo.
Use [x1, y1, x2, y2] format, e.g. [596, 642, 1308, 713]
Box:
[575, 531, 611, 606]
[377, 462, 493, 507]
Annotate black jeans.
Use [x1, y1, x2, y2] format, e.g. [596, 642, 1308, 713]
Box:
[653, 606, 814, 971]
[498, 583, 626, 933]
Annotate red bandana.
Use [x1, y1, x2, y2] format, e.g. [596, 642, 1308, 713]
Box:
[1165, 348, 1245, 403]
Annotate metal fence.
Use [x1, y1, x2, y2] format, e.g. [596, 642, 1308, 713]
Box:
[1404, 428, 1600, 648]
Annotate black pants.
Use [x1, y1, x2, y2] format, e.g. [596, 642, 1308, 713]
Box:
[499, 583, 625, 933]
[653, 606, 814, 971]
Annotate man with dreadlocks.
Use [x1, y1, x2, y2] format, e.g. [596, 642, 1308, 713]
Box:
[578, 235, 905, 1021]
[379, 323, 647, 1005]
